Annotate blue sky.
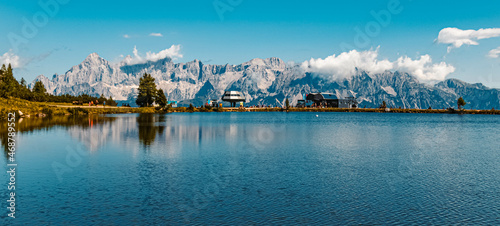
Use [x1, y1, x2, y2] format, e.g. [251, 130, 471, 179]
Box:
[1, 0, 500, 87]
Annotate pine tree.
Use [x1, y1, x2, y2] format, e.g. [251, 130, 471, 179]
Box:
[98, 93, 106, 105]
[156, 89, 167, 108]
[32, 81, 47, 102]
[380, 101, 387, 109]
[0, 64, 19, 98]
[136, 73, 157, 107]
[285, 98, 290, 109]
[18, 77, 32, 100]
[0, 64, 4, 97]
[457, 97, 466, 110]
[188, 103, 195, 112]
[107, 96, 117, 106]
[33, 81, 47, 94]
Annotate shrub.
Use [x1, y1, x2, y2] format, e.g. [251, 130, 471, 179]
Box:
[42, 107, 53, 116]
[67, 107, 88, 115]
[188, 104, 195, 113]
[199, 105, 213, 112]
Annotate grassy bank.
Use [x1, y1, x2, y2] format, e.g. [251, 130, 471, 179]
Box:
[169, 106, 500, 114]
[0, 98, 67, 120]
[0, 98, 157, 120]
[287, 107, 500, 115]
[1, 98, 499, 121]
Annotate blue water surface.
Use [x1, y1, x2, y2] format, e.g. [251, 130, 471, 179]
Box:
[1, 112, 499, 225]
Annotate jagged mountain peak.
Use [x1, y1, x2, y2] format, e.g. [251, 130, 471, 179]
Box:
[35, 74, 48, 80]
[244, 57, 283, 64]
[80, 52, 108, 66]
[242, 58, 266, 66]
[437, 78, 489, 90]
[85, 52, 102, 61]
[241, 57, 286, 70]
[87, 52, 99, 58]
[28, 74, 52, 89]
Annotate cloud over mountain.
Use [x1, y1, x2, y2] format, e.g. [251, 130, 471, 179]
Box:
[395, 55, 455, 82]
[301, 48, 455, 83]
[301, 48, 393, 80]
[120, 45, 183, 65]
[437, 27, 500, 52]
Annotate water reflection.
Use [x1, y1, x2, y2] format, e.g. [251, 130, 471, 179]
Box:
[137, 114, 166, 147]
[1, 113, 278, 157]
[0, 115, 116, 158]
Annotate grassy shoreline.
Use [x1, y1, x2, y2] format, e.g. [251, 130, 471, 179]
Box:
[0, 98, 157, 120]
[1, 98, 499, 120]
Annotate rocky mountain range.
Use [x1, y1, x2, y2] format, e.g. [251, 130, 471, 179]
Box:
[31, 53, 500, 109]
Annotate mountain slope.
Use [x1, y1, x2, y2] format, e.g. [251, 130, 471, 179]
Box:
[31, 53, 500, 109]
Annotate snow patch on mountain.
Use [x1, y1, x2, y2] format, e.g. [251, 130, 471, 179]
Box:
[381, 86, 397, 96]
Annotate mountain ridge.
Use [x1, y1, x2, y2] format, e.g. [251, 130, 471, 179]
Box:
[30, 53, 500, 109]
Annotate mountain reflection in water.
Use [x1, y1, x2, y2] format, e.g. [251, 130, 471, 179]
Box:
[1, 113, 281, 157]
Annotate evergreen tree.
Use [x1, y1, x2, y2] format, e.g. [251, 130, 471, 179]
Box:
[285, 98, 290, 109]
[33, 81, 47, 94]
[156, 89, 167, 108]
[20, 78, 26, 87]
[136, 73, 157, 107]
[98, 93, 107, 105]
[107, 96, 117, 106]
[457, 97, 466, 110]
[188, 103, 195, 112]
[32, 81, 47, 102]
[18, 77, 32, 100]
[380, 101, 387, 109]
[0, 64, 4, 96]
[0, 64, 19, 98]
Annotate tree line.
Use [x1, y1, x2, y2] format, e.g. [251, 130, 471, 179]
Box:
[0, 64, 117, 106]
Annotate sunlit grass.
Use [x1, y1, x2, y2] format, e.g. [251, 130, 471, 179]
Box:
[1, 97, 498, 121]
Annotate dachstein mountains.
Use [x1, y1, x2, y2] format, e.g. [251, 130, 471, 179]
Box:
[31, 53, 500, 109]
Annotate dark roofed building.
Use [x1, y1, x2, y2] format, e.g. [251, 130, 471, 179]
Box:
[306, 93, 358, 108]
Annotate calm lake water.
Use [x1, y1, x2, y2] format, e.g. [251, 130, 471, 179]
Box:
[1, 112, 500, 225]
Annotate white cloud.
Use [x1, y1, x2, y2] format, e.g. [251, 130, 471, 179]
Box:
[301, 48, 393, 80]
[301, 48, 455, 83]
[487, 47, 500, 58]
[395, 55, 455, 82]
[0, 50, 21, 68]
[145, 45, 182, 61]
[149, 33, 163, 37]
[121, 45, 183, 65]
[437, 27, 500, 52]
[123, 34, 130, 38]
